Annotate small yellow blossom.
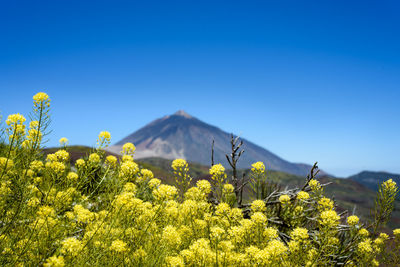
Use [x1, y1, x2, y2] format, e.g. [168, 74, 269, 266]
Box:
[110, 240, 128, 253]
[61, 237, 83, 256]
[357, 238, 373, 254]
[88, 153, 101, 164]
[97, 131, 111, 148]
[153, 185, 178, 201]
[67, 172, 78, 181]
[172, 158, 188, 170]
[291, 227, 309, 241]
[75, 159, 85, 168]
[358, 228, 369, 238]
[43, 255, 64, 267]
[318, 197, 334, 211]
[33, 92, 50, 107]
[279, 194, 290, 204]
[121, 142, 136, 156]
[393, 228, 400, 239]
[319, 210, 340, 227]
[347, 215, 359, 226]
[251, 161, 265, 174]
[59, 137, 68, 146]
[251, 199, 266, 213]
[105, 155, 118, 167]
[196, 180, 211, 194]
[297, 191, 310, 200]
[148, 178, 161, 189]
[223, 183, 235, 195]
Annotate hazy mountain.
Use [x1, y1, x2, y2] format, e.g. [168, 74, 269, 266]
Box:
[349, 171, 400, 192]
[107, 110, 324, 176]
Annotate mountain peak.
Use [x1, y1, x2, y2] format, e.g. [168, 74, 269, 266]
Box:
[173, 110, 193, 119]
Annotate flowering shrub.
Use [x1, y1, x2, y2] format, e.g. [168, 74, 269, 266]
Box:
[0, 92, 399, 266]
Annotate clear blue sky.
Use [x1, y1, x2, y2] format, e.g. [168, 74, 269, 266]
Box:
[1, 0, 399, 177]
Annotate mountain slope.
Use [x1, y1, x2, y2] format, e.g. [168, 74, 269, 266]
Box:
[349, 170, 400, 192]
[108, 110, 323, 176]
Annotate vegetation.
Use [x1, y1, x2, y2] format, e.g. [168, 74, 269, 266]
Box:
[0, 92, 399, 266]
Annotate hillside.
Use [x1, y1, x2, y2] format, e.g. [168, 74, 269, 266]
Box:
[349, 170, 400, 193]
[107, 110, 325, 176]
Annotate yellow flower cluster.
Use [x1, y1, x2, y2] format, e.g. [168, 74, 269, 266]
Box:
[251, 161, 265, 174]
[33, 92, 50, 108]
[59, 137, 68, 146]
[209, 164, 226, 182]
[382, 178, 397, 193]
[319, 210, 340, 227]
[279, 194, 291, 204]
[110, 240, 128, 253]
[297, 191, 310, 200]
[121, 142, 136, 156]
[97, 131, 111, 148]
[172, 158, 188, 170]
[105, 155, 118, 167]
[347, 215, 359, 226]
[251, 199, 266, 213]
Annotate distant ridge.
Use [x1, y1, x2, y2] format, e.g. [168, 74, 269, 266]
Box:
[107, 111, 326, 176]
[348, 170, 400, 192]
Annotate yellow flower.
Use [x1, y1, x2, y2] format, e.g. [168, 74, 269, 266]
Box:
[291, 227, 309, 241]
[172, 158, 188, 170]
[358, 228, 369, 238]
[55, 150, 69, 162]
[165, 256, 185, 267]
[297, 191, 310, 200]
[215, 202, 231, 216]
[105, 155, 118, 167]
[75, 159, 85, 168]
[0, 157, 14, 171]
[319, 210, 340, 227]
[318, 197, 334, 211]
[148, 178, 161, 189]
[46, 161, 65, 174]
[210, 164, 225, 177]
[357, 238, 373, 254]
[61, 237, 83, 256]
[308, 179, 320, 191]
[119, 161, 139, 180]
[279, 194, 290, 204]
[59, 137, 68, 146]
[88, 153, 101, 164]
[43, 256, 64, 267]
[6, 113, 26, 125]
[97, 131, 111, 148]
[251, 199, 266, 213]
[251, 212, 267, 225]
[30, 160, 43, 172]
[73, 204, 93, 224]
[153, 185, 178, 201]
[140, 169, 154, 181]
[347, 215, 359, 226]
[223, 183, 235, 195]
[122, 155, 133, 162]
[67, 172, 78, 181]
[263, 227, 278, 240]
[121, 142, 136, 156]
[251, 161, 265, 174]
[382, 179, 398, 194]
[33, 92, 50, 107]
[162, 225, 181, 247]
[393, 228, 400, 239]
[110, 240, 128, 253]
[196, 180, 211, 194]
